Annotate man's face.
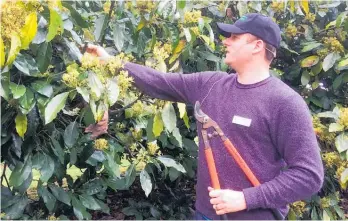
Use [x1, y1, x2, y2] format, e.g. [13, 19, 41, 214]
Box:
[222, 33, 258, 68]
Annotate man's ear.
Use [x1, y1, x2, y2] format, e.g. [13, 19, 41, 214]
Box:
[252, 40, 264, 54]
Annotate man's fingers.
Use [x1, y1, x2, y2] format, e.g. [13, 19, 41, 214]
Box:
[210, 197, 223, 205]
[216, 209, 228, 215]
[208, 186, 214, 192]
[209, 189, 222, 198]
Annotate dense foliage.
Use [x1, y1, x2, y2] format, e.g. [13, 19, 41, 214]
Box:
[1, 0, 347, 220]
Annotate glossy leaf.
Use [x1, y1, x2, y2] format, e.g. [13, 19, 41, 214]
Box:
[20, 12, 38, 49]
[15, 113, 27, 139]
[47, 8, 63, 42]
[45, 92, 69, 124]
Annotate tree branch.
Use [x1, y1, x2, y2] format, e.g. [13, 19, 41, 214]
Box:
[109, 93, 144, 114]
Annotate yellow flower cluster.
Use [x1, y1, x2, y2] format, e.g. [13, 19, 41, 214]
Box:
[48, 215, 59, 220]
[117, 70, 134, 98]
[271, 1, 284, 14]
[285, 24, 297, 38]
[62, 64, 85, 88]
[131, 127, 143, 141]
[130, 143, 138, 152]
[94, 138, 108, 150]
[1, 1, 30, 42]
[183, 10, 202, 24]
[305, 13, 316, 23]
[125, 1, 156, 13]
[320, 197, 330, 208]
[115, 122, 126, 130]
[135, 148, 151, 171]
[147, 141, 160, 156]
[336, 161, 348, 182]
[105, 53, 133, 76]
[290, 201, 306, 217]
[312, 116, 336, 144]
[337, 30, 347, 42]
[131, 100, 144, 117]
[103, 1, 111, 13]
[322, 152, 341, 168]
[81, 53, 101, 72]
[323, 37, 344, 54]
[190, 27, 200, 36]
[153, 42, 172, 62]
[317, 48, 329, 59]
[338, 107, 348, 128]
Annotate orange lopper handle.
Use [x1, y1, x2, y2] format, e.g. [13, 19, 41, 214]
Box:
[205, 148, 221, 189]
[223, 139, 261, 187]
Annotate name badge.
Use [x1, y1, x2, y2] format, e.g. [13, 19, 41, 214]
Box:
[232, 115, 252, 127]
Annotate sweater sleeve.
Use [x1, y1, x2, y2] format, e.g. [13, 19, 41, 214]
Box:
[123, 62, 205, 104]
[242, 94, 324, 210]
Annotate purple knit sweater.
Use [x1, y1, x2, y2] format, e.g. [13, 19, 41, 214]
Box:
[124, 62, 324, 220]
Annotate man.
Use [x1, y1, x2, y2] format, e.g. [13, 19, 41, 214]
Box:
[86, 13, 324, 220]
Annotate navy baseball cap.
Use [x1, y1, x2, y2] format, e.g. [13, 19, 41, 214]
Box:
[217, 13, 281, 49]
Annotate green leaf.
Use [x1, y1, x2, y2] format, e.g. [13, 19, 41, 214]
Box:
[94, 14, 108, 42]
[70, 147, 77, 165]
[311, 62, 322, 76]
[31, 80, 53, 97]
[20, 12, 38, 49]
[336, 57, 348, 71]
[183, 28, 191, 42]
[323, 210, 330, 221]
[64, 121, 79, 148]
[71, 195, 92, 220]
[40, 154, 55, 182]
[32, 152, 45, 169]
[3, 196, 28, 219]
[317, 111, 339, 120]
[301, 42, 322, 52]
[183, 111, 190, 128]
[51, 138, 65, 164]
[335, 132, 348, 153]
[82, 178, 105, 195]
[106, 78, 119, 106]
[329, 123, 344, 132]
[9, 83, 26, 99]
[9, 156, 32, 187]
[161, 102, 176, 133]
[37, 182, 57, 212]
[14, 172, 32, 194]
[47, 8, 63, 42]
[114, 22, 126, 52]
[19, 89, 35, 113]
[340, 168, 348, 189]
[140, 169, 152, 197]
[79, 194, 102, 210]
[77, 87, 90, 102]
[172, 127, 183, 148]
[37, 42, 52, 73]
[88, 72, 103, 100]
[62, 2, 88, 28]
[15, 113, 27, 139]
[336, 11, 347, 28]
[45, 92, 69, 124]
[300, 55, 319, 67]
[157, 156, 186, 173]
[153, 112, 164, 137]
[169, 167, 180, 181]
[49, 184, 71, 206]
[301, 70, 310, 85]
[13, 53, 40, 76]
[177, 0, 186, 9]
[6, 33, 21, 65]
[323, 52, 341, 72]
[103, 151, 121, 178]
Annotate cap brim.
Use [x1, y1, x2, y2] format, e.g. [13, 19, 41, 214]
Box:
[217, 22, 246, 37]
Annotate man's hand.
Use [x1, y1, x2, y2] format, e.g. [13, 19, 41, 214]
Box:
[84, 44, 111, 58]
[208, 186, 247, 215]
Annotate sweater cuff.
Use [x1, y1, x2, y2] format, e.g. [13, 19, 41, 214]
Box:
[242, 186, 264, 211]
